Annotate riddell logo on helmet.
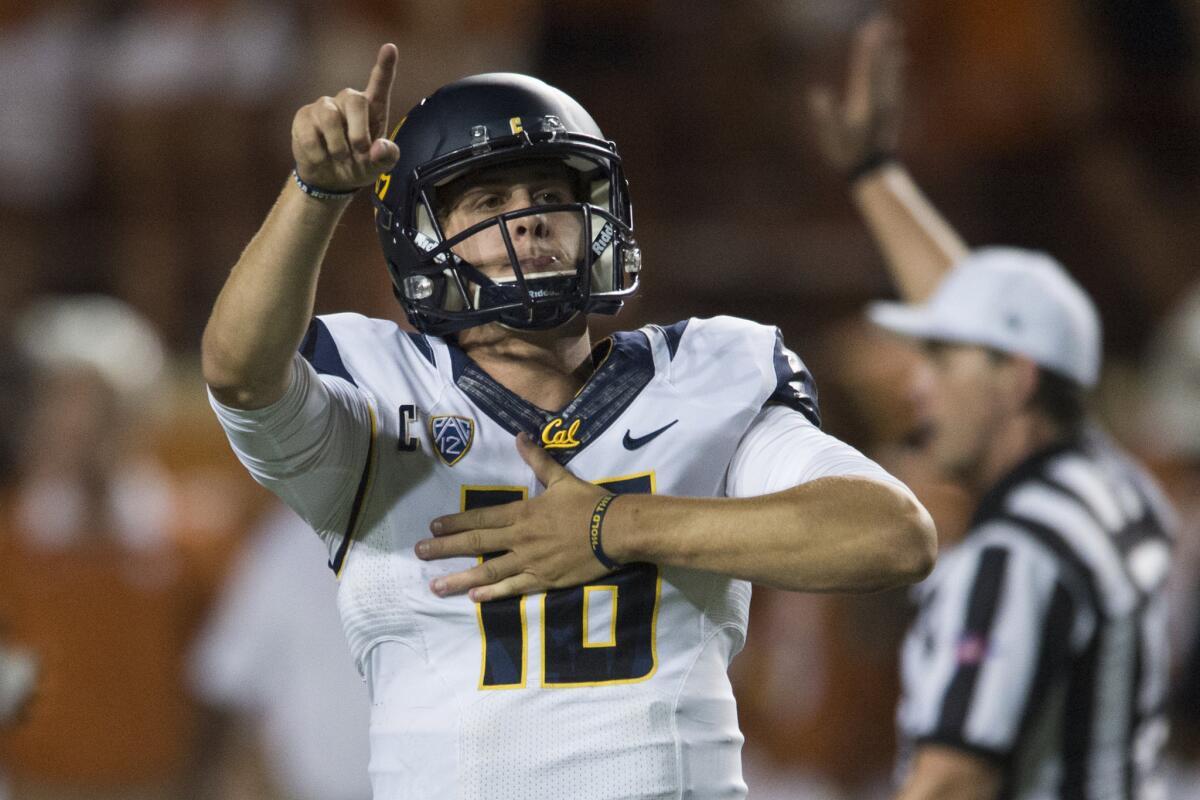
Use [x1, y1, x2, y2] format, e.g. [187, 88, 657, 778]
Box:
[591, 222, 616, 256]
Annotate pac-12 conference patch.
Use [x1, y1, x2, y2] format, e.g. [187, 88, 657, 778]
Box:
[430, 415, 474, 466]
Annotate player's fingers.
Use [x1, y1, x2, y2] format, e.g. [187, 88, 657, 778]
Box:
[418, 525, 508, 561]
[339, 90, 372, 155]
[429, 502, 515, 537]
[292, 118, 327, 165]
[469, 572, 539, 603]
[364, 43, 398, 126]
[368, 138, 400, 171]
[516, 432, 570, 488]
[430, 553, 521, 597]
[313, 97, 352, 161]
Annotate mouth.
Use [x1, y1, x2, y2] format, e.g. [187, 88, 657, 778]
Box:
[519, 254, 563, 272]
[467, 253, 566, 280]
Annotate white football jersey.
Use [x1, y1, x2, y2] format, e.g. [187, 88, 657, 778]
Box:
[212, 313, 906, 800]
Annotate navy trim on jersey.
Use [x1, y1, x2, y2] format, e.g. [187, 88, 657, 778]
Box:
[446, 339, 472, 381]
[299, 318, 358, 387]
[455, 364, 546, 436]
[589, 336, 614, 367]
[447, 330, 656, 466]
[768, 329, 821, 428]
[935, 546, 1011, 737]
[650, 320, 689, 360]
[329, 418, 376, 574]
[405, 332, 436, 366]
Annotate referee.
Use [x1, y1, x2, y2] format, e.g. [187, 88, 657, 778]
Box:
[810, 17, 1176, 800]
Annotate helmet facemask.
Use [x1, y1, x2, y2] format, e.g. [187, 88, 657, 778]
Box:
[418, 203, 593, 330]
[377, 121, 639, 336]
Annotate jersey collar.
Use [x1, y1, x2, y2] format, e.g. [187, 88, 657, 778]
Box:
[447, 331, 655, 465]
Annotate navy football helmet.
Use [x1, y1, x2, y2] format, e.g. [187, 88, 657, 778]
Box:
[372, 73, 640, 336]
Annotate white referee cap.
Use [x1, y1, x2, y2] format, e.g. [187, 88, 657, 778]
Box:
[868, 247, 1102, 387]
[15, 294, 166, 399]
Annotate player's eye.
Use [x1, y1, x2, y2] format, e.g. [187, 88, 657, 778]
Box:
[473, 193, 505, 212]
[536, 190, 566, 204]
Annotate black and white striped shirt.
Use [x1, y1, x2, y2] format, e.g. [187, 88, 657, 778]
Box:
[897, 429, 1175, 799]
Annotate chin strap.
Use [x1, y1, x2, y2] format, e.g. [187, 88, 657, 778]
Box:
[474, 272, 584, 330]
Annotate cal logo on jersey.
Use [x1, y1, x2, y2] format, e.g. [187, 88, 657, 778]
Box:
[541, 417, 582, 449]
[430, 415, 474, 466]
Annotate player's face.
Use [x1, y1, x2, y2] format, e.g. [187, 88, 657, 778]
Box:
[911, 341, 1012, 483]
[439, 161, 584, 282]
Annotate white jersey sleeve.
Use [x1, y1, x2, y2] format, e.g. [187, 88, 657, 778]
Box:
[725, 404, 913, 498]
[208, 353, 372, 554]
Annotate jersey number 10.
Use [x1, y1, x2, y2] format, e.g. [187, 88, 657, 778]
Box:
[465, 474, 660, 690]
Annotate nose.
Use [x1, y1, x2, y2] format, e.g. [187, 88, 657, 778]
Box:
[908, 357, 936, 415]
[506, 189, 549, 240]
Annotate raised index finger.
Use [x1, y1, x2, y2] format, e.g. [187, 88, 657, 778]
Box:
[364, 43, 398, 111]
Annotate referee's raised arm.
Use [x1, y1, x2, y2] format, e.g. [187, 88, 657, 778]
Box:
[806, 14, 968, 303]
[201, 44, 400, 410]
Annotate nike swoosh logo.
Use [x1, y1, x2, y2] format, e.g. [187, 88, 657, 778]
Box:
[622, 420, 679, 450]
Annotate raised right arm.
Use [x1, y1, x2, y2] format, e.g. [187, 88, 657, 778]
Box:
[808, 16, 968, 303]
[201, 44, 400, 409]
[850, 164, 968, 302]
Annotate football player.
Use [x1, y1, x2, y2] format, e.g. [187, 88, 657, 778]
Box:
[202, 44, 936, 799]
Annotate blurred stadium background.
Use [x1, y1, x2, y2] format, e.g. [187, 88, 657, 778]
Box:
[1, 1, 1199, 798]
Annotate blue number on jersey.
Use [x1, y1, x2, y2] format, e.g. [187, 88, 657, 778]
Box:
[468, 474, 659, 688]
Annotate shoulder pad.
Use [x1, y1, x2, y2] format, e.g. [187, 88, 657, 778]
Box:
[645, 316, 820, 427]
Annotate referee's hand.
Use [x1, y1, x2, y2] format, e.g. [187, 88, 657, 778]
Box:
[291, 44, 401, 193]
[807, 14, 905, 175]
